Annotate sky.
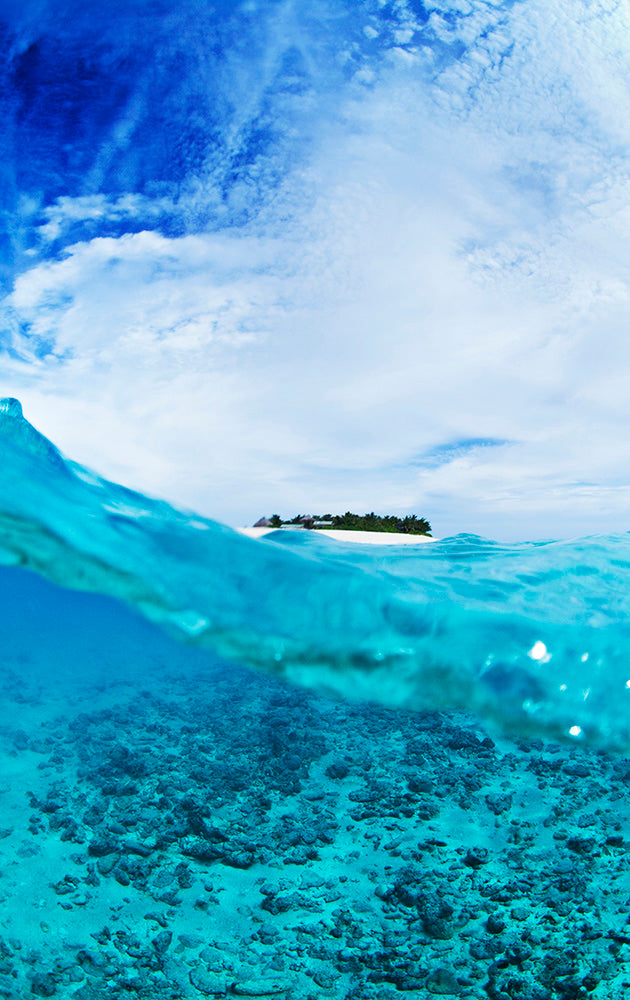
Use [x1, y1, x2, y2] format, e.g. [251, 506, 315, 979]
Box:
[1, 0, 630, 540]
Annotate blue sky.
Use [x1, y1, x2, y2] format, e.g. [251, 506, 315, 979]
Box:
[2, 0, 630, 539]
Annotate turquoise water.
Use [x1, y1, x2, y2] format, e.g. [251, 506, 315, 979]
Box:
[1, 397, 629, 750]
[3, 398, 630, 999]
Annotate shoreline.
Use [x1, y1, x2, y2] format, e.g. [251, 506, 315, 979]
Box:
[236, 526, 435, 545]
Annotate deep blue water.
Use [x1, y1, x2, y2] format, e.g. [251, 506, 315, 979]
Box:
[2, 396, 629, 751]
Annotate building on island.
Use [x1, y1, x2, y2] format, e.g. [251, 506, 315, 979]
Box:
[252, 515, 334, 530]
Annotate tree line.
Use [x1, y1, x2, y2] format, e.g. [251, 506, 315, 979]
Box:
[269, 512, 431, 535]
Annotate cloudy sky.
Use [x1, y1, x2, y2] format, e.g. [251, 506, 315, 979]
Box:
[2, 0, 630, 539]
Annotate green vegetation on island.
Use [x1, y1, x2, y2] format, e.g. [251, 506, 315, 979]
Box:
[267, 512, 432, 535]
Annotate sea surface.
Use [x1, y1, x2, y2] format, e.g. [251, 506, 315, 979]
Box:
[2, 396, 630, 999]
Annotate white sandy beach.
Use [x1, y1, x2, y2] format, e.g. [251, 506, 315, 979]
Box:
[237, 527, 435, 544]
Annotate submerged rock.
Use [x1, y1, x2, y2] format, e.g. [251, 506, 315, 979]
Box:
[189, 968, 228, 996]
[425, 967, 460, 995]
[232, 979, 289, 996]
[29, 972, 58, 997]
[6, 643, 630, 1000]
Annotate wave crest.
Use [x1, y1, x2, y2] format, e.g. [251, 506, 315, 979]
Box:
[2, 399, 630, 750]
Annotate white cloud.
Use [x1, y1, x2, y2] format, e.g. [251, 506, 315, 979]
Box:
[10, 230, 283, 360]
[4, 0, 630, 540]
[36, 194, 171, 244]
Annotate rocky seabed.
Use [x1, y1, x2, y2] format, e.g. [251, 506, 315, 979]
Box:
[1, 660, 630, 1000]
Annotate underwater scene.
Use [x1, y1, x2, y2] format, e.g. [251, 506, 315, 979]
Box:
[2, 398, 630, 1000]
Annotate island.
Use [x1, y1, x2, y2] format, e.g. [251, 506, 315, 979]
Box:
[253, 512, 432, 536]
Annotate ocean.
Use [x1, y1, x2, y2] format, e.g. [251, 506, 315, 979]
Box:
[1, 396, 630, 999]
